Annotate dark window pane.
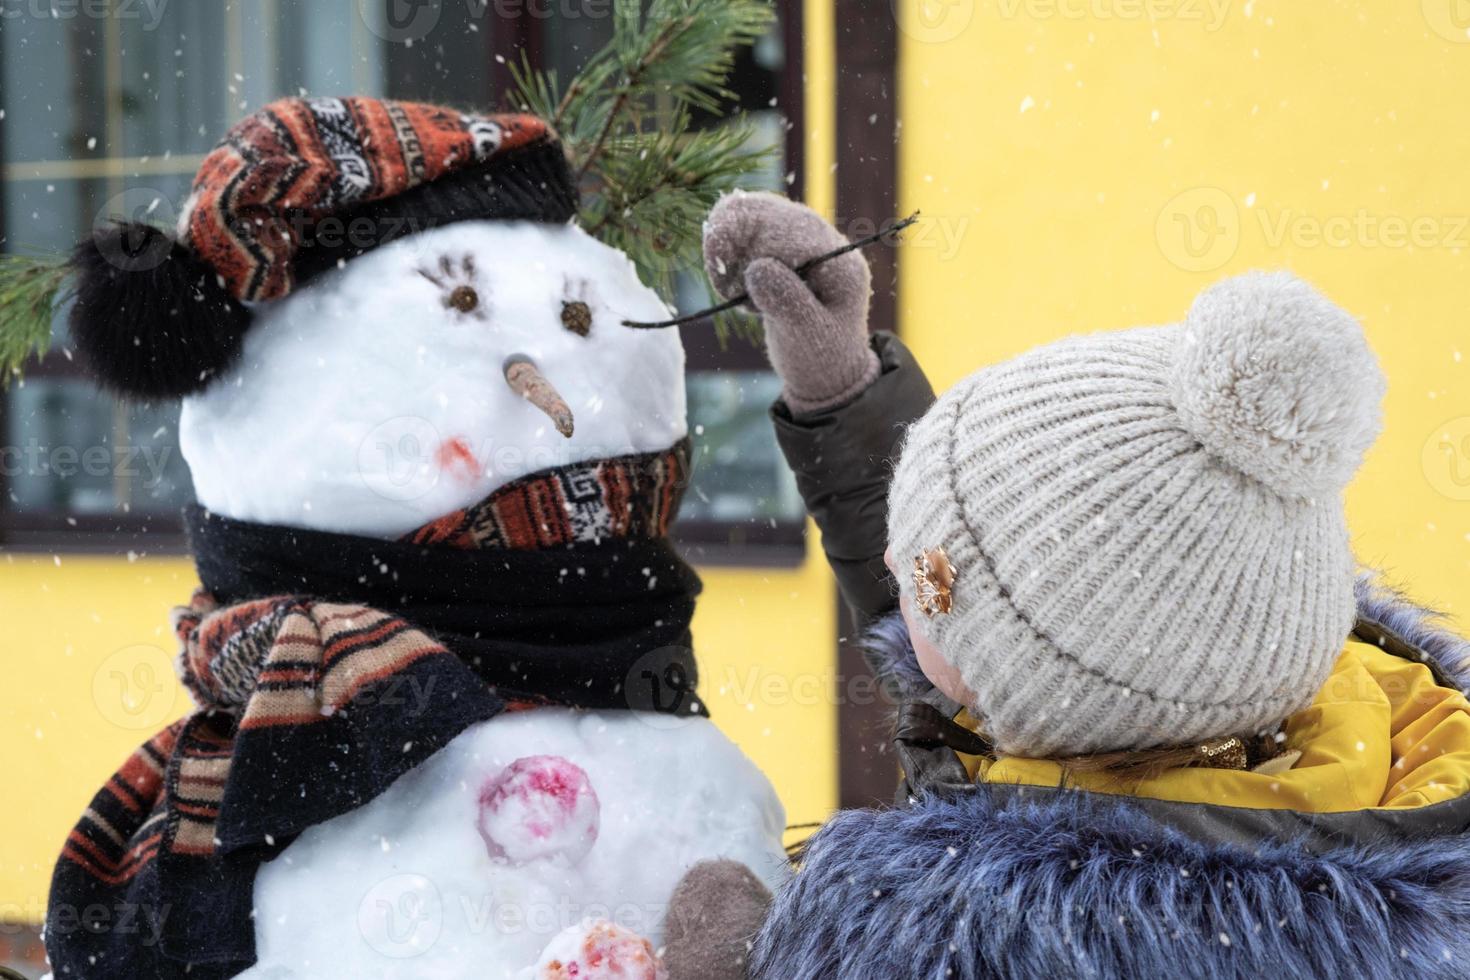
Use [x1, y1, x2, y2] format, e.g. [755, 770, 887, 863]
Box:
[4, 379, 193, 517]
[684, 372, 802, 524]
[381, 3, 493, 105]
[4, 176, 94, 273]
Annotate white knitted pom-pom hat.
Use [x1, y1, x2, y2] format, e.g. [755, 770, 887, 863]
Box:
[887, 271, 1385, 758]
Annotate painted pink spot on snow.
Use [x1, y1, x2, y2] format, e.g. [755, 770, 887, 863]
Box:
[534, 920, 667, 980]
[477, 755, 600, 866]
[434, 436, 479, 484]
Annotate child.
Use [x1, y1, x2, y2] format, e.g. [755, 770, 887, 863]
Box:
[696, 192, 1470, 977]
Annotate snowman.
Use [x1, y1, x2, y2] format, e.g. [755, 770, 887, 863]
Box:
[45, 98, 785, 980]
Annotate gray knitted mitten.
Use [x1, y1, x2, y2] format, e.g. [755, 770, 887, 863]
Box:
[662, 859, 774, 980]
[703, 191, 879, 415]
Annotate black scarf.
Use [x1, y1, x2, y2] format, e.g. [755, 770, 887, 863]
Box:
[45, 510, 707, 980]
[185, 504, 706, 716]
[46, 445, 708, 980]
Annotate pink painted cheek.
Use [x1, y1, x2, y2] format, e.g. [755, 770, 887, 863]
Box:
[434, 437, 481, 484]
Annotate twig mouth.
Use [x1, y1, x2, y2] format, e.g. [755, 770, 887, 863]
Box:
[503, 355, 575, 439]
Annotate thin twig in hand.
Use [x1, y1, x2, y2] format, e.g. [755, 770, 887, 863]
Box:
[621, 211, 921, 329]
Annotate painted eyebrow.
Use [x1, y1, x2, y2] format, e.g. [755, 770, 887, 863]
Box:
[417, 253, 487, 319]
[560, 278, 593, 337]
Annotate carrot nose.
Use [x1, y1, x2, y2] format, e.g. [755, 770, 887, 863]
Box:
[503, 355, 575, 439]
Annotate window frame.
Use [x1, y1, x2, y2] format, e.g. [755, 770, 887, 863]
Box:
[0, 1, 808, 565]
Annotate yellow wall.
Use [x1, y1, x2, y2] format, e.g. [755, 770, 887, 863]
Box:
[0, 555, 198, 921]
[897, 0, 1470, 623]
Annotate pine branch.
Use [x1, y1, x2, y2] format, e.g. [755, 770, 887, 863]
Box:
[552, 77, 583, 128]
[585, 122, 770, 238]
[0, 253, 70, 387]
[507, 51, 559, 121]
[573, 17, 688, 183]
[508, 0, 776, 338]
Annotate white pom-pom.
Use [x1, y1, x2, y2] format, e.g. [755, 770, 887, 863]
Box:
[1172, 271, 1385, 500]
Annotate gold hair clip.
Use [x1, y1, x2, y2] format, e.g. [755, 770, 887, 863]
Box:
[912, 547, 957, 617]
[1194, 736, 1248, 771]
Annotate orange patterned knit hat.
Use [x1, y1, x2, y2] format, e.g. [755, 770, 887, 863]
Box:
[69, 96, 577, 399]
[182, 98, 565, 303]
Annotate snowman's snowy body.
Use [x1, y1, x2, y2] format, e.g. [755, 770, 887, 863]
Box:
[180, 221, 788, 977]
[240, 711, 787, 980]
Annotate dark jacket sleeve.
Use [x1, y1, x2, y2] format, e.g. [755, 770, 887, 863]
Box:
[770, 332, 936, 625]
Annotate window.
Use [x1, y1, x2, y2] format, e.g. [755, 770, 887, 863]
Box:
[0, 0, 805, 560]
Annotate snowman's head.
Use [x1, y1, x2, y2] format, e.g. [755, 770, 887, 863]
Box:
[179, 220, 686, 537]
[64, 98, 690, 539]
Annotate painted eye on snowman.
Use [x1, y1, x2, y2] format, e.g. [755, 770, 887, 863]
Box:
[560, 278, 594, 338]
[418, 253, 488, 321]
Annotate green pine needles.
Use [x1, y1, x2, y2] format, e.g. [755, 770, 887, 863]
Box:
[0, 253, 70, 387]
[510, 0, 777, 340]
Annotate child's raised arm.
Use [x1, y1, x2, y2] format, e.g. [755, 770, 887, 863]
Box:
[702, 192, 935, 625]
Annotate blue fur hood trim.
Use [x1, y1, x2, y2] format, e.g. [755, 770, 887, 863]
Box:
[1354, 573, 1470, 689]
[858, 608, 932, 697]
[757, 577, 1470, 979]
[751, 784, 1470, 979]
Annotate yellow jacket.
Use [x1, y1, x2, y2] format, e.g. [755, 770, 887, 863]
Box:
[960, 638, 1470, 813]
